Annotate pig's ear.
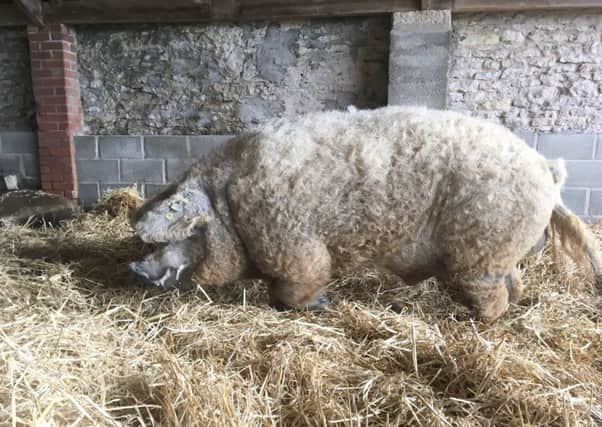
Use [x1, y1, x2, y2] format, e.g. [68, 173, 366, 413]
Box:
[181, 188, 213, 216]
[169, 188, 214, 236]
[131, 182, 178, 227]
[134, 188, 214, 243]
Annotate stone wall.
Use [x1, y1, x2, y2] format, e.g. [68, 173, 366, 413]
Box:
[446, 11, 602, 221]
[0, 28, 35, 130]
[448, 11, 602, 133]
[75, 17, 390, 135]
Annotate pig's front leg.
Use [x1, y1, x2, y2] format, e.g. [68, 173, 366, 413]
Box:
[129, 235, 205, 290]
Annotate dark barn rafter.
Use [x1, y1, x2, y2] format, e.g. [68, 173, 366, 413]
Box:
[1, 0, 602, 26]
[13, 0, 44, 26]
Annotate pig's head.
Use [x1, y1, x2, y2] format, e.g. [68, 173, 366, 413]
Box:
[133, 184, 215, 243]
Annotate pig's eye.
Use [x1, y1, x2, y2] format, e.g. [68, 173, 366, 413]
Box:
[169, 201, 183, 212]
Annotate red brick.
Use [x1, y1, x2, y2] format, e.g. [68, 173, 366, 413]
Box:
[37, 122, 59, 131]
[31, 68, 55, 79]
[29, 24, 82, 200]
[28, 31, 52, 42]
[65, 92, 80, 100]
[37, 110, 68, 120]
[48, 114, 71, 123]
[50, 146, 71, 157]
[35, 77, 66, 88]
[36, 105, 59, 114]
[45, 130, 70, 139]
[51, 87, 66, 96]
[66, 96, 81, 107]
[63, 78, 80, 89]
[28, 41, 42, 51]
[35, 87, 56, 98]
[37, 97, 66, 107]
[32, 51, 54, 60]
[50, 31, 74, 43]
[48, 105, 67, 114]
[38, 131, 69, 144]
[63, 51, 77, 62]
[38, 96, 67, 106]
[38, 130, 65, 138]
[48, 24, 68, 33]
[39, 59, 65, 69]
[41, 40, 69, 50]
[64, 70, 79, 79]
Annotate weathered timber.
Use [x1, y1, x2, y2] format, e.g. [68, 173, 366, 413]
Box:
[1, 0, 602, 26]
[13, 0, 44, 26]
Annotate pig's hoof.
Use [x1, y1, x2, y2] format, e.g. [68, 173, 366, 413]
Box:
[269, 295, 330, 312]
[129, 262, 187, 290]
[309, 295, 330, 311]
[270, 301, 291, 312]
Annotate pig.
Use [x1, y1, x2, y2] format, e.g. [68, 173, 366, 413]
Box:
[129, 106, 602, 322]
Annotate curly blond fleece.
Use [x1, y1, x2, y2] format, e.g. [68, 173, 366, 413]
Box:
[134, 106, 599, 322]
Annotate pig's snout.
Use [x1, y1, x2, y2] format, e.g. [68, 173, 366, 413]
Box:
[129, 259, 190, 290]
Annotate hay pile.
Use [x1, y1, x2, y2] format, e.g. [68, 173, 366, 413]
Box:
[1, 189, 601, 426]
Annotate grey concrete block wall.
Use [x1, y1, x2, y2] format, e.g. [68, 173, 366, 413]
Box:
[74, 134, 232, 205]
[590, 191, 602, 217]
[388, 10, 451, 109]
[75, 131, 602, 221]
[0, 130, 40, 190]
[519, 131, 602, 221]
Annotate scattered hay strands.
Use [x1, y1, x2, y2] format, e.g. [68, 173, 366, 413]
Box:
[1, 188, 601, 426]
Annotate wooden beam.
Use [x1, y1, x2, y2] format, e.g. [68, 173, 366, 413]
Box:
[238, 0, 419, 20]
[211, 0, 241, 20]
[13, 0, 44, 26]
[452, 0, 602, 12]
[421, 0, 453, 9]
[41, 0, 419, 24]
[3, 0, 602, 26]
[42, 0, 214, 24]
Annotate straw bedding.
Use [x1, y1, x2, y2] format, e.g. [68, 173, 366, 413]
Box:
[1, 188, 601, 426]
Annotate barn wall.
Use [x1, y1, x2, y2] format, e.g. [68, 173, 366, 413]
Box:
[0, 28, 39, 190]
[448, 12, 602, 133]
[66, 12, 601, 220]
[0, 27, 35, 130]
[444, 11, 602, 220]
[75, 134, 231, 204]
[75, 17, 390, 135]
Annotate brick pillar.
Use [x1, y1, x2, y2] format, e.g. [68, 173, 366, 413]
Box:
[28, 24, 82, 199]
